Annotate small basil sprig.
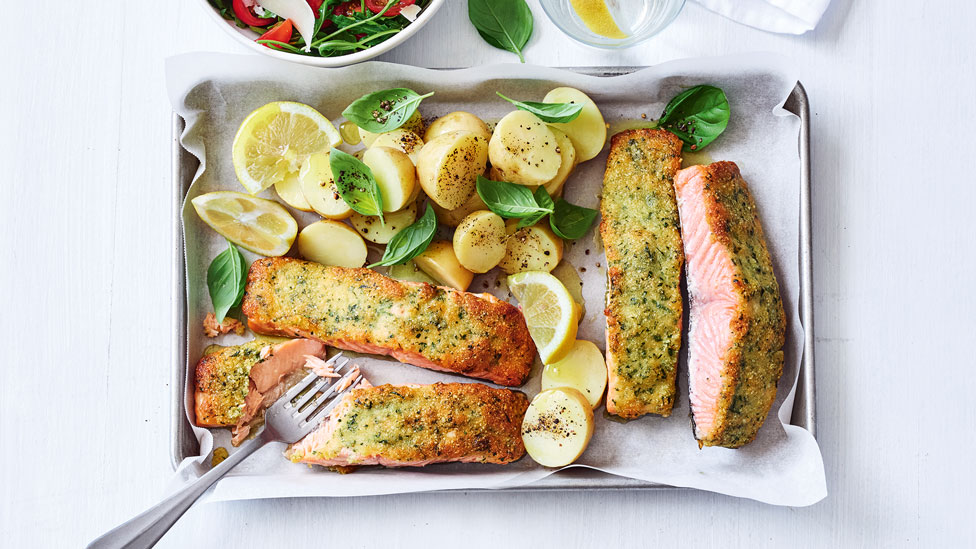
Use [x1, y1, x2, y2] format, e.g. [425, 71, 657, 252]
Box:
[496, 92, 582, 123]
[342, 88, 433, 133]
[370, 204, 437, 267]
[207, 240, 248, 323]
[518, 187, 554, 228]
[656, 85, 730, 151]
[550, 198, 598, 240]
[476, 176, 553, 220]
[468, 0, 533, 63]
[329, 148, 384, 225]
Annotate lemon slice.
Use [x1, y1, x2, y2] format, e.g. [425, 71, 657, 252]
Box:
[508, 271, 580, 364]
[232, 101, 342, 195]
[569, 0, 628, 39]
[191, 191, 298, 256]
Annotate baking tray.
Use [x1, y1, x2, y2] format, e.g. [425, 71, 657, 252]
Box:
[169, 69, 816, 492]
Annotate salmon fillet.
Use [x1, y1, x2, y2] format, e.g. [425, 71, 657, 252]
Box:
[600, 129, 685, 418]
[194, 338, 326, 445]
[242, 258, 535, 387]
[286, 382, 528, 468]
[674, 162, 786, 448]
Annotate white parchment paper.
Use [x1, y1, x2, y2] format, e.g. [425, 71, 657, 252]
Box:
[166, 52, 826, 506]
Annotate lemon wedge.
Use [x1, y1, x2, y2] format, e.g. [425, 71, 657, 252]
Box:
[232, 101, 342, 195]
[508, 271, 580, 364]
[191, 191, 298, 256]
[569, 0, 628, 39]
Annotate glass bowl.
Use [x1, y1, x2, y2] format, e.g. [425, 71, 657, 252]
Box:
[539, 0, 685, 49]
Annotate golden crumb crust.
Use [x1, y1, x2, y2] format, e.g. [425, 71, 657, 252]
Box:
[600, 129, 684, 418]
[242, 258, 534, 386]
[291, 383, 529, 465]
[692, 161, 786, 448]
[193, 341, 265, 427]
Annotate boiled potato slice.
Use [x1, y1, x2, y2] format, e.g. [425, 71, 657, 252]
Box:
[349, 201, 417, 244]
[452, 210, 507, 273]
[543, 87, 607, 162]
[416, 130, 489, 210]
[362, 147, 416, 212]
[425, 111, 491, 143]
[541, 340, 607, 409]
[521, 387, 594, 467]
[541, 128, 578, 198]
[358, 110, 423, 147]
[431, 188, 489, 227]
[273, 172, 313, 212]
[386, 259, 439, 285]
[499, 220, 564, 274]
[299, 152, 352, 219]
[414, 240, 474, 291]
[489, 110, 561, 186]
[297, 220, 367, 268]
[370, 129, 424, 165]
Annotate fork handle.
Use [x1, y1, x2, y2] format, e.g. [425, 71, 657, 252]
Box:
[87, 433, 270, 549]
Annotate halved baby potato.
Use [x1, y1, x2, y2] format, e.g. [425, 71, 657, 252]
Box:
[386, 259, 439, 285]
[499, 220, 564, 274]
[521, 387, 594, 468]
[489, 110, 561, 186]
[362, 147, 416, 212]
[358, 110, 424, 147]
[543, 87, 607, 162]
[541, 128, 578, 198]
[416, 130, 489, 210]
[299, 152, 352, 219]
[414, 240, 474, 291]
[452, 210, 507, 273]
[349, 201, 417, 244]
[370, 129, 425, 165]
[431, 188, 489, 227]
[541, 340, 607, 409]
[273, 172, 313, 212]
[425, 111, 492, 143]
[297, 219, 367, 268]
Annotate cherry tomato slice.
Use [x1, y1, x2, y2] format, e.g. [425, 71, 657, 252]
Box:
[333, 1, 365, 17]
[232, 0, 276, 26]
[257, 19, 294, 48]
[365, 0, 416, 16]
[307, 0, 324, 12]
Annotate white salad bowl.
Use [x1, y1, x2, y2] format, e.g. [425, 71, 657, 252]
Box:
[197, 0, 446, 68]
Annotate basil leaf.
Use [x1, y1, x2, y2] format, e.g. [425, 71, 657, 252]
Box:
[207, 240, 248, 323]
[518, 186, 554, 228]
[550, 198, 598, 240]
[342, 88, 433, 133]
[657, 85, 730, 151]
[329, 148, 385, 225]
[476, 176, 553, 219]
[467, 0, 533, 63]
[496, 92, 582, 123]
[369, 204, 437, 267]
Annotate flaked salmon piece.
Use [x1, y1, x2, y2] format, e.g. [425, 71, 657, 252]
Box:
[286, 383, 528, 469]
[193, 338, 327, 445]
[600, 129, 685, 418]
[674, 162, 786, 448]
[241, 258, 535, 387]
[202, 312, 245, 338]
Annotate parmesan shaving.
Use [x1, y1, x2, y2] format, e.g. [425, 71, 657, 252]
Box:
[257, 0, 316, 52]
[400, 4, 421, 22]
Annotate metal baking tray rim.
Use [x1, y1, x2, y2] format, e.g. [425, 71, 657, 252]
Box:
[169, 72, 815, 493]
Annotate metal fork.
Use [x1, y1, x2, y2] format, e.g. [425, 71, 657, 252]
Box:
[88, 354, 361, 549]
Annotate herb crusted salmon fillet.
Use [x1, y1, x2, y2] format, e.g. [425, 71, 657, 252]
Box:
[286, 382, 529, 468]
[241, 258, 535, 387]
[674, 161, 786, 448]
[600, 129, 685, 418]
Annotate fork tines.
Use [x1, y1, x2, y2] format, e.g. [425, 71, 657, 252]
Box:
[279, 353, 361, 429]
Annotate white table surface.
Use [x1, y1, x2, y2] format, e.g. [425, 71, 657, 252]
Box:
[2, 1, 974, 547]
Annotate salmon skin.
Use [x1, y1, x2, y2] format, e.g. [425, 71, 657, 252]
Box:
[600, 129, 685, 418]
[194, 338, 326, 445]
[242, 258, 535, 387]
[674, 162, 786, 448]
[286, 382, 528, 468]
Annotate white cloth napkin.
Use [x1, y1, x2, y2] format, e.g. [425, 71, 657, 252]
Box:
[693, 0, 832, 34]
